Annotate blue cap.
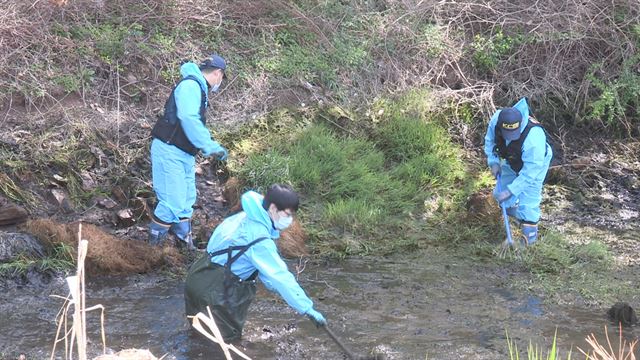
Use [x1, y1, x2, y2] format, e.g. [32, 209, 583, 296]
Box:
[200, 54, 226, 71]
[498, 107, 522, 141]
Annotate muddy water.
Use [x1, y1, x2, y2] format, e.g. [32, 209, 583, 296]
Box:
[1, 250, 637, 360]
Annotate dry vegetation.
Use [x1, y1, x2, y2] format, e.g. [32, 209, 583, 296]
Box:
[1, 0, 638, 131]
[23, 219, 183, 274]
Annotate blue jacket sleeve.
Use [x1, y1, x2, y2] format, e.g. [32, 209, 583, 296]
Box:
[484, 111, 501, 167]
[174, 80, 222, 154]
[249, 241, 314, 314]
[506, 127, 548, 196]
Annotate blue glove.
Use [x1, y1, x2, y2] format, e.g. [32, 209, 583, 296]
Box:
[306, 308, 327, 327]
[203, 143, 228, 161]
[212, 148, 228, 161]
[494, 189, 512, 203]
[490, 163, 501, 179]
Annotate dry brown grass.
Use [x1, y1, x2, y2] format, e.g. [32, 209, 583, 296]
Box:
[579, 324, 638, 360]
[222, 177, 242, 210]
[465, 189, 501, 223]
[2, 0, 637, 149]
[278, 219, 309, 258]
[23, 219, 183, 274]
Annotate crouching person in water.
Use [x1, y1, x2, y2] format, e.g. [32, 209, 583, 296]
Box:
[184, 184, 326, 341]
[484, 97, 553, 245]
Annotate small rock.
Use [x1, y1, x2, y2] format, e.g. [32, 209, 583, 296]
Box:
[608, 302, 638, 327]
[80, 171, 97, 191]
[116, 208, 136, 227]
[0, 201, 28, 226]
[49, 189, 73, 212]
[93, 349, 158, 360]
[98, 197, 118, 209]
[0, 232, 44, 262]
[52, 174, 68, 183]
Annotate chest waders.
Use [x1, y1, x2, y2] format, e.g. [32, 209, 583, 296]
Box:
[184, 237, 268, 342]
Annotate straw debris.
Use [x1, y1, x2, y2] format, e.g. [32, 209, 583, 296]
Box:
[23, 219, 183, 274]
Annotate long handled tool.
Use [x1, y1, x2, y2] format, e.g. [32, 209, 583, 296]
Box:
[496, 174, 516, 258]
[319, 323, 385, 360]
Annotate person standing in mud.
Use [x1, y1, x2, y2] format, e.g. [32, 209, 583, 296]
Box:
[147, 54, 229, 249]
[184, 184, 327, 341]
[484, 98, 553, 245]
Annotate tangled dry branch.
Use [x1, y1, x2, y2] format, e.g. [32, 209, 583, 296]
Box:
[1, 0, 638, 135]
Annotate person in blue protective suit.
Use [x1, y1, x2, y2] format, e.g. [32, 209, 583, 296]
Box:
[184, 184, 326, 342]
[484, 98, 553, 245]
[148, 54, 229, 249]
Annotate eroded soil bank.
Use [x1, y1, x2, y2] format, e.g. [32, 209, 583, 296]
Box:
[1, 248, 637, 360]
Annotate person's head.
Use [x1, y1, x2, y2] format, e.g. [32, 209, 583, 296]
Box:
[263, 184, 299, 230]
[498, 107, 523, 141]
[199, 54, 226, 92]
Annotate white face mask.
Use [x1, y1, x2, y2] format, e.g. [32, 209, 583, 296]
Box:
[274, 214, 293, 230]
[211, 83, 220, 93]
[270, 206, 293, 230]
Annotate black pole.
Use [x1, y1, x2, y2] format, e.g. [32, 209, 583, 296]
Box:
[322, 324, 358, 360]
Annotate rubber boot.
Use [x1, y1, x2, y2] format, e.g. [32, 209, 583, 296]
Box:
[171, 218, 196, 250]
[149, 218, 171, 245]
[522, 223, 538, 245]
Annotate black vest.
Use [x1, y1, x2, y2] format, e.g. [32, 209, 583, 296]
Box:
[493, 118, 546, 174]
[151, 75, 207, 156]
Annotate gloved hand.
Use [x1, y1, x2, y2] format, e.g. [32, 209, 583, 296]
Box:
[212, 148, 228, 161]
[490, 163, 501, 179]
[203, 143, 228, 161]
[306, 308, 327, 327]
[494, 189, 512, 203]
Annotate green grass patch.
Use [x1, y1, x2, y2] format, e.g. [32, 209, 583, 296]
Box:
[509, 231, 623, 304]
[229, 92, 470, 255]
[0, 243, 74, 277]
[506, 329, 572, 360]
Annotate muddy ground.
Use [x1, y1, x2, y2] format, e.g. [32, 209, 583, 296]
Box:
[1, 251, 638, 360]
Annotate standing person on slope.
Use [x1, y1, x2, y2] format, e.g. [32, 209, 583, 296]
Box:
[484, 97, 553, 245]
[148, 54, 229, 249]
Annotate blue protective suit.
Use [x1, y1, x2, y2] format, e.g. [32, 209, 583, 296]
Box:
[207, 191, 315, 315]
[483, 98, 553, 223]
[151, 62, 224, 223]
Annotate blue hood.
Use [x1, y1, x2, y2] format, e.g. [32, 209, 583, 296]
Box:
[179, 62, 209, 105]
[241, 191, 279, 238]
[512, 97, 530, 132]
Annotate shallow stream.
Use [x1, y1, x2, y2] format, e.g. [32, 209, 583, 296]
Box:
[1, 249, 637, 359]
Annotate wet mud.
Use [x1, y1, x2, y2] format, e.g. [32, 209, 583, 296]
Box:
[1, 250, 637, 359]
